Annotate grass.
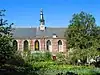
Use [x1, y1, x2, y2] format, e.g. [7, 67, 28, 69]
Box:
[31, 61, 100, 75]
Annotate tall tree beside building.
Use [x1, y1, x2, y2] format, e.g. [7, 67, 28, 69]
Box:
[65, 11, 97, 49]
[0, 10, 14, 64]
[65, 11, 100, 65]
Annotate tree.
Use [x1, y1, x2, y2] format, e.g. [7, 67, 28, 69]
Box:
[65, 11, 97, 49]
[0, 9, 14, 65]
[65, 11, 100, 65]
[0, 9, 41, 75]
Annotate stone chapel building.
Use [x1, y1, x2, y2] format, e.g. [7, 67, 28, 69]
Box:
[12, 9, 67, 53]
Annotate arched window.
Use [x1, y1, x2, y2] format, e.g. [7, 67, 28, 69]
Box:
[58, 40, 62, 52]
[13, 40, 18, 51]
[24, 40, 28, 51]
[35, 40, 39, 50]
[46, 40, 51, 51]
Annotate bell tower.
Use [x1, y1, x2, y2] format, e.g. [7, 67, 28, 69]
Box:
[39, 8, 45, 31]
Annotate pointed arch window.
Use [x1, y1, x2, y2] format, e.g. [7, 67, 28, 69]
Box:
[46, 40, 51, 51]
[35, 40, 39, 50]
[24, 40, 29, 51]
[58, 40, 63, 52]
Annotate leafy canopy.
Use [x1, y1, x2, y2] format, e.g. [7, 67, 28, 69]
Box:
[0, 10, 14, 64]
[65, 11, 98, 49]
[65, 11, 100, 65]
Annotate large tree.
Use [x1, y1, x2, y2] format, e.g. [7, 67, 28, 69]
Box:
[65, 11, 98, 49]
[0, 10, 41, 75]
[0, 10, 14, 64]
[65, 11, 100, 65]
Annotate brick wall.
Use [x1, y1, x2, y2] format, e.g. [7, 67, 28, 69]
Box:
[52, 38, 58, 53]
[40, 38, 45, 51]
[18, 40, 23, 51]
[51, 38, 67, 53]
[62, 39, 67, 52]
[16, 38, 67, 53]
[30, 40, 34, 50]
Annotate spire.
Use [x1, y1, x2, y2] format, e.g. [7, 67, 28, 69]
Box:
[39, 8, 45, 31]
[40, 8, 45, 25]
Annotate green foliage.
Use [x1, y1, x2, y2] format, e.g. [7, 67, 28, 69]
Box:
[0, 60, 39, 75]
[65, 11, 100, 66]
[34, 64, 100, 75]
[0, 10, 99, 75]
[6, 51, 25, 66]
[65, 11, 98, 49]
[55, 53, 67, 65]
[67, 47, 100, 65]
[0, 50, 40, 75]
[23, 51, 52, 64]
[0, 36, 15, 64]
[17, 51, 100, 75]
[44, 51, 52, 61]
[0, 10, 15, 65]
[0, 10, 39, 75]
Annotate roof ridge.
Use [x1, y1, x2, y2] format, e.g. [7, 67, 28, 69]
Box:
[46, 27, 66, 28]
[12, 27, 36, 29]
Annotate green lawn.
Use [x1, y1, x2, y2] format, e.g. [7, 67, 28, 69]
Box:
[32, 61, 100, 75]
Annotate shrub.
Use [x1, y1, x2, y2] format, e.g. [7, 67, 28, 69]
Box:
[44, 51, 52, 61]
[23, 51, 52, 63]
[55, 53, 67, 65]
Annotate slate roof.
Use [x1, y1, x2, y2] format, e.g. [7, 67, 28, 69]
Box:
[12, 27, 66, 39]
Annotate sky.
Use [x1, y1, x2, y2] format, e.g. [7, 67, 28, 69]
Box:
[0, 0, 100, 27]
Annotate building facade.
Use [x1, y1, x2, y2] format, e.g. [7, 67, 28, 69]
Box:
[12, 9, 67, 53]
